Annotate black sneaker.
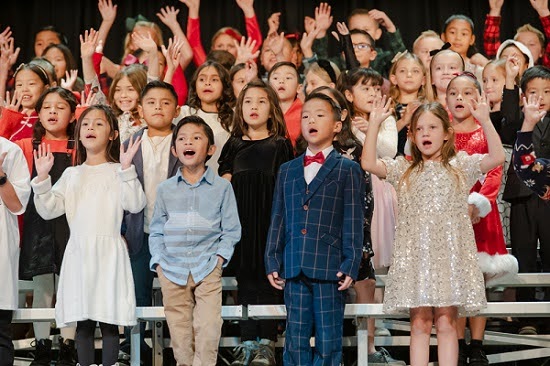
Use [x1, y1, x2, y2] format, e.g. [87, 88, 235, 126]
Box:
[469, 347, 489, 366]
[56, 337, 77, 366]
[458, 344, 469, 366]
[30, 339, 53, 366]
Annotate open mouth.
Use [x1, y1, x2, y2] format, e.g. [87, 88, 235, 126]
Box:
[455, 104, 465, 111]
[250, 113, 259, 118]
[308, 128, 318, 134]
[422, 140, 432, 147]
[183, 149, 196, 156]
[277, 87, 286, 92]
[47, 117, 57, 123]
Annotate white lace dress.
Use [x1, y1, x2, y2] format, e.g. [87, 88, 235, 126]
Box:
[381, 152, 487, 316]
[31, 163, 146, 327]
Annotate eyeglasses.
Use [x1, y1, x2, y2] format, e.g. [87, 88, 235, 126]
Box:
[352, 43, 373, 51]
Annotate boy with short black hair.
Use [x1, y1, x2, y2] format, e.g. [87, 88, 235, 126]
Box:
[149, 115, 241, 366]
[120, 80, 182, 363]
[503, 65, 550, 335]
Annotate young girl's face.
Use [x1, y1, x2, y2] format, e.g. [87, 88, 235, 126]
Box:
[305, 70, 332, 96]
[446, 77, 479, 122]
[413, 111, 448, 161]
[431, 52, 463, 93]
[516, 31, 543, 62]
[231, 68, 247, 98]
[269, 65, 299, 102]
[482, 64, 505, 105]
[390, 58, 425, 94]
[15, 69, 48, 110]
[242, 87, 270, 130]
[442, 19, 475, 57]
[34, 30, 61, 57]
[413, 36, 445, 69]
[346, 78, 381, 116]
[499, 46, 528, 75]
[196, 66, 223, 106]
[43, 47, 68, 81]
[39, 92, 74, 139]
[212, 33, 238, 58]
[113, 75, 140, 113]
[79, 109, 115, 154]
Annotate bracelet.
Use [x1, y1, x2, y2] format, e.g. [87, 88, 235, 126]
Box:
[0, 173, 7, 186]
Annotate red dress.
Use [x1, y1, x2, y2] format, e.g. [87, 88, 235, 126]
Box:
[454, 124, 518, 286]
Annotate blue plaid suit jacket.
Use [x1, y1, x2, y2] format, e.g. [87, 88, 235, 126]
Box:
[265, 150, 364, 281]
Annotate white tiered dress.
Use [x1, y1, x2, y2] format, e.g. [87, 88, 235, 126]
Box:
[31, 163, 146, 327]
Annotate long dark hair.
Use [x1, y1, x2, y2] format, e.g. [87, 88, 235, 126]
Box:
[74, 105, 120, 165]
[33, 87, 77, 147]
[187, 60, 235, 132]
[231, 79, 287, 139]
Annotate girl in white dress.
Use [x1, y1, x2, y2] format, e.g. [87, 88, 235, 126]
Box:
[31, 104, 146, 366]
[362, 99, 504, 366]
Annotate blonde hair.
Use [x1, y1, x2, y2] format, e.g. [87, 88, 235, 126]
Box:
[401, 102, 462, 190]
[515, 24, 545, 51]
[412, 30, 442, 54]
[122, 21, 164, 61]
[389, 52, 427, 103]
[425, 49, 465, 102]
[304, 61, 341, 84]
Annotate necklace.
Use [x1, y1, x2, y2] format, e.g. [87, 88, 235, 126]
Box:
[146, 133, 171, 153]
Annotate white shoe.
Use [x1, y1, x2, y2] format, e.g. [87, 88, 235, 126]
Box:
[374, 327, 391, 336]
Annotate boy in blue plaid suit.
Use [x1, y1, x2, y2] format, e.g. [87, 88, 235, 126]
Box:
[265, 92, 364, 366]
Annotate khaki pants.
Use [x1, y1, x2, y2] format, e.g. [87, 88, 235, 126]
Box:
[157, 265, 223, 366]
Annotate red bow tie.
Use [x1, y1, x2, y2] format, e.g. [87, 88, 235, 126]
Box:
[304, 151, 325, 166]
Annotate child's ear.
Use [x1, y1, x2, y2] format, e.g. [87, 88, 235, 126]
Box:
[389, 73, 398, 86]
[296, 83, 302, 95]
[369, 49, 378, 62]
[340, 109, 348, 122]
[138, 105, 144, 119]
[344, 89, 354, 103]
[373, 28, 382, 41]
[207, 144, 216, 157]
[110, 130, 119, 141]
[174, 105, 181, 118]
[171, 146, 178, 158]
[469, 34, 476, 46]
[334, 120, 342, 134]
[441, 33, 446, 42]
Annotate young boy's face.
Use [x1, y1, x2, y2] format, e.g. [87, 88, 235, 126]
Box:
[171, 123, 215, 169]
[301, 98, 342, 152]
[351, 33, 377, 69]
[348, 13, 382, 41]
[523, 78, 550, 112]
[139, 87, 180, 133]
[269, 65, 300, 103]
[516, 31, 543, 63]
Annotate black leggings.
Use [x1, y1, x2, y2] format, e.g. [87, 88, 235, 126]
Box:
[0, 310, 14, 366]
[76, 320, 119, 366]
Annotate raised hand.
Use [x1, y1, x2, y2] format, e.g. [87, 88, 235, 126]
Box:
[304, 16, 316, 35]
[157, 6, 180, 29]
[60, 69, 79, 90]
[235, 0, 255, 17]
[234, 37, 260, 65]
[3, 90, 21, 112]
[300, 27, 320, 58]
[131, 31, 157, 53]
[244, 60, 258, 83]
[265, 32, 285, 56]
[489, 0, 504, 16]
[179, 0, 200, 18]
[331, 22, 350, 42]
[522, 95, 547, 128]
[161, 37, 184, 80]
[267, 12, 281, 36]
[33, 143, 54, 182]
[80, 28, 99, 60]
[505, 54, 520, 81]
[98, 0, 117, 23]
[314, 2, 333, 38]
[0, 38, 21, 70]
[468, 92, 491, 123]
[120, 135, 142, 170]
[369, 95, 393, 127]
[530, 0, 550, 17]
[0, 26, 12, 45]
[368, 9, 396, 33]
[78, 90, 97, 108]
[352, 116, 369, 133]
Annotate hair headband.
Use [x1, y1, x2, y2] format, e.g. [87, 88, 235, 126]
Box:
[15, 63, 50, 85]
[222, 28, 242, 42]
[429, 42, 451, 57]
[125, 14, 149, 33]
[317, 59, 337, 84]
[391, 50, 409, 64]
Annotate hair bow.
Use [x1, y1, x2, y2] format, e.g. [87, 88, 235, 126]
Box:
[125, 14, 149, 33]
[429, 42, 451, 57]
[317, 59, 337, 84]
[391, 50, 409, 64]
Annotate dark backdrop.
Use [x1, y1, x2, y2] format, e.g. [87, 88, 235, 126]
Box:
[0, 0, 545, 69]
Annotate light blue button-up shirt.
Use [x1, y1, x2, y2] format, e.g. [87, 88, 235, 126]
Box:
[149, 167, 241, 286]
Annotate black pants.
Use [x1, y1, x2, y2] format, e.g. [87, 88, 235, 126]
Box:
[510, 195, 550, 328]
[0, 310, 14, 366]
[237, 277, 281, 342]
[76, 320, 119, 366]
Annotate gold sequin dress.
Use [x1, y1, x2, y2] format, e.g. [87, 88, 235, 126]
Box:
[381, 151, 487, 316]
